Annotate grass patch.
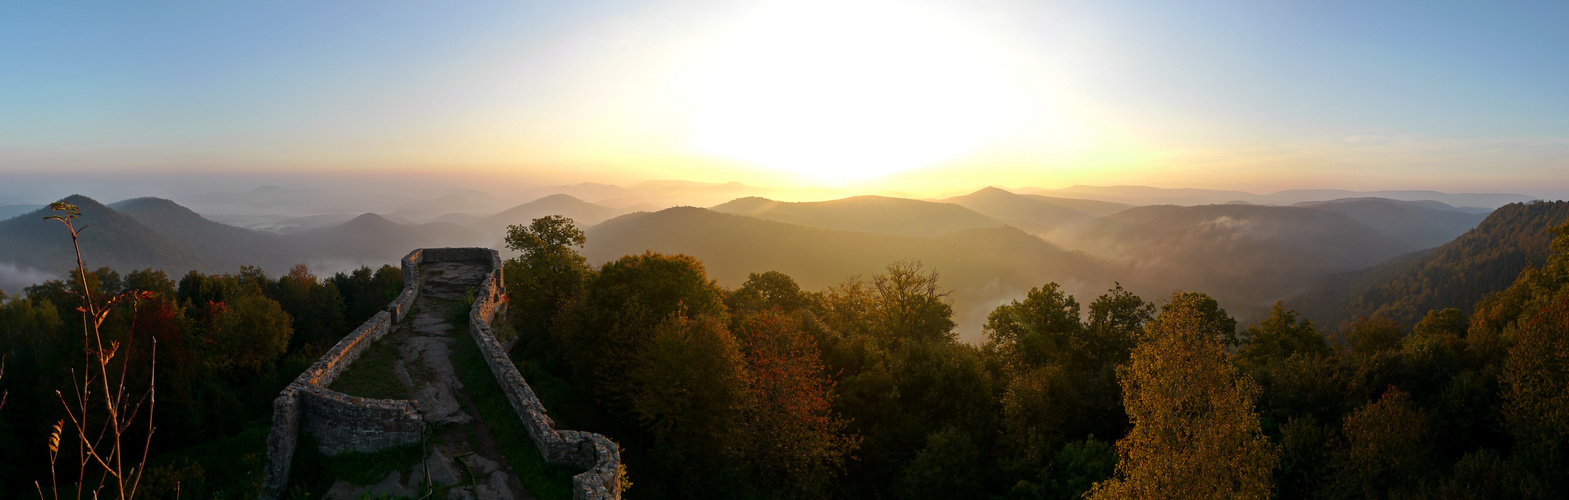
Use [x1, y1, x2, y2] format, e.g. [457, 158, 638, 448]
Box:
[328, 334, 407, 400]
[285, 432, 426, 499]
[449, 306, 581, 500]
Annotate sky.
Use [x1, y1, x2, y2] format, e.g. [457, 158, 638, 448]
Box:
[2, 0, 1566, 199]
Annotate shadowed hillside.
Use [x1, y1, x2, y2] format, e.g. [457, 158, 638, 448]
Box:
[1294, 197, 1488, 251]
[1065, 204, 1411, 315]
[0, 195, 209, 285]
[110, 197, 308, 272]
[1289, 200, 1569, 327]
[584, 206, 1121, 340]
[710, 195, 1003, 238]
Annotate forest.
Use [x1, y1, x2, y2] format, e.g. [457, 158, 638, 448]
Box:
[1, 205, 1567, 499]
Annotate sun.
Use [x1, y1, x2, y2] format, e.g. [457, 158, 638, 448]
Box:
[689, 0, 1017, 183]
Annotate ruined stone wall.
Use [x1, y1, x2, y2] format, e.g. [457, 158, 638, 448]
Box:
[260, 247, 622, 500]
[462, 264, 622, 499]
[260, 252, 428, 500]
[440, 247, 623, 500]
[298, 386, 423, 454]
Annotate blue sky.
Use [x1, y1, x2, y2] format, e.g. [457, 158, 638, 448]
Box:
[2, 0, 1565, 196]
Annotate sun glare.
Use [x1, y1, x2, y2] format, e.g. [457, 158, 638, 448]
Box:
[690, 0, 1018, 183]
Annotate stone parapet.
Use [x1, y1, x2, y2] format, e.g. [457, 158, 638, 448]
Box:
[259, 247, 620, 500]
[298, 385, 424, 455]
[457, 252, 621, 500]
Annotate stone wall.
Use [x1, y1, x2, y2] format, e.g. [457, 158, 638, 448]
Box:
[260, 251, 427, 500]
[259, 248, 622, 500]
[298, 385, 424, 454]
[461, 263, 623, 499]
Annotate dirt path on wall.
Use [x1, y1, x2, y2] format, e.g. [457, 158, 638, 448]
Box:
[324, 259, 532, 500]
[416, 260, 532, 500]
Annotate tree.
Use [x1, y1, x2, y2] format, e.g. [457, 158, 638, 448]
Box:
[1235, 302, 1329, 373]
[204, 294, 294, 374]
[559, 251, 727, 416]
[870, 261, 955, 344]
[629, 312, 751, 494]
[1089, 291, 1275, 499]
[1085, 282, 1155, 366]
[1323, 388, 1437, 498]
[271, 264, 345, 355]
[732, 309, 856, 496]
[1500, 284, 1569, 488]
[726, 271, 813, 314]
[1344, 315, 1405, 357]
[983, 282, 1085, 368]
[504, 215, 591, 341]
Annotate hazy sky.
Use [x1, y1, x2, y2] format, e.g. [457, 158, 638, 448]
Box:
[3, 0, 1566, 197]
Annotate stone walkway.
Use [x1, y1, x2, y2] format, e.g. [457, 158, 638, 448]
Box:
[325, 260, 530, 500]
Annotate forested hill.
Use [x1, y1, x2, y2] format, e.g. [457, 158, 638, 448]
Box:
[0, 195, 211, 279]
[709, 195, 1003, 238]
[1063, 204, 1412, 316]
[1289, 200, 1569, 328]
[0, 196, 490, 293]
[584, 206, 1123, 341]
[110, 197, 307, 272]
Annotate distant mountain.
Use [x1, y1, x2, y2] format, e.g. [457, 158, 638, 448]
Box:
[0, 195, 210, 286]
[1294, 198, 1489, 251]
[1263, 190, 1533, 210]
[1021, 185, 1258, 206]
[1017, 185, 1535, 209]
[109, 197, 308, 272]
[710, 195, 1002, 238]
[1066, 204, 1412, 314]
[0, 204, 43, 221]
[584, 207, 1121, 341]
[286, 213, 487, 263]
[941, 187, 1127, 233]
[475, 194, 627, 238]
[1289, 200, 1569, 328]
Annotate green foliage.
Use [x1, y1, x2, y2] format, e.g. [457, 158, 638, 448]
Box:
[726, 270, 814, 314]
[1344, 314, 1406, 357]
[1085, 282, 1155, 366]
[1235, 302, 1329, 373]
[206, 293, 294, 374]
[984, 282, 1085, 368]
[630, 312, 752, 494]
[1275, 416, 1330, 500]
[900, 426, 983, 499]
[1161, 291, 1239, 346]
[558, 251, 727, 416]
[1047, 438, 1117, 499]
[1324, 389, 1437, 498]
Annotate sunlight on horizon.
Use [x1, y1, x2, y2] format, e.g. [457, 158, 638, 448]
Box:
[688, 0, 1023, 183]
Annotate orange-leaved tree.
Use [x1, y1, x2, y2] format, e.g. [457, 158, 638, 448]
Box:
[1088, 291, 1276, 499]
